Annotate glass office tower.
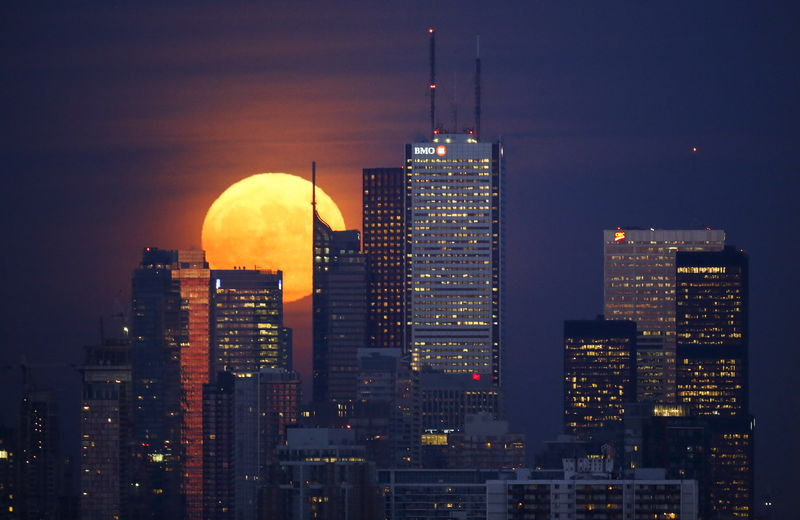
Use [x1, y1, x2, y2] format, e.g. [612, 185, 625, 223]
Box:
[563, 318, 637, 440]
[676, 247, 748, 415]
[603, 228, 725, 403]
[210, 269, 291, 376]
[405, 133, 503, 385]
[312, 207, 367, 405]
[131, 248, 209, 519]
[362, 167, 406, 351]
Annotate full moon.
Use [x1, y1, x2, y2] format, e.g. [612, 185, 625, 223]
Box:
[201, 173, 345, 302]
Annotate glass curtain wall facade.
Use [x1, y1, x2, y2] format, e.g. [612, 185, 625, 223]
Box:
[676, 247, 748, 415]
[171, 250, 210, 519]
[563, 319, 637, 440]
[676, 247, 752, 518]
[312, 209, 367, 405]
[131, 248, 210, 519]
[131, 248, 183, 518]
[603, 228, 725, 403]
[210, 269, 290, 376]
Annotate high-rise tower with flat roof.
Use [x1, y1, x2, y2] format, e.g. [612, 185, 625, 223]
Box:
[79, 339, 133, 520]
[603, 228, 725, 402]
[676, 247, 748, 415]
[362, 167, 406, 351]
[405, 133, 503, 385]
[563, 318, 637, 440]
[131, 248, 209, 519]
[210, 269, 291, 376]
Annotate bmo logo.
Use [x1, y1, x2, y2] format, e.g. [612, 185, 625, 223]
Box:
[414, 145, 447, 156]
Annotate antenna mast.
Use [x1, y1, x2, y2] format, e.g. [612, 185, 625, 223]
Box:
[311, 161, 316, 209]
[475, 35, 481, 139]
[429, 28, 436, 136]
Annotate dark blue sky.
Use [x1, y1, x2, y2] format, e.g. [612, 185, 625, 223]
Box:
[2, 1, 798, 513]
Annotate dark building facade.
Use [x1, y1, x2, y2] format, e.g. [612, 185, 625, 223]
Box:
[421, 413, 526, 470]
[79, 339, 133, 520]
[362, 167, 406, 351]
[203, 372, 235, 520]
[203, 369, 301, 520]
[312, 198, 367, 406]
[563, 319, 637, 440]
[351, 348, 421, 468]
[486, 477, 698, 519]
[210, 269, 291, 376]
[130, 248, 211, 518]
[0, 427, 16, 518]
[676, 247, 748, 416]
[264, 429, 381, 520]
[130, 248, 184, 519]
[675, 247, 752, 519]
[419, 371, 502, 433]
[18, 387, 60, 520]
[381, 468, 520, 520]
[623, 403, 753, 520]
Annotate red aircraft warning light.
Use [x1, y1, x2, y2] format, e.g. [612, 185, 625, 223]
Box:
[471, 373, 481, 381]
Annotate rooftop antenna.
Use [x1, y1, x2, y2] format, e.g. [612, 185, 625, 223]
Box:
[311, 161, 317, 209]
[429, 28, 436, 137]
[474, 35, 481, 139]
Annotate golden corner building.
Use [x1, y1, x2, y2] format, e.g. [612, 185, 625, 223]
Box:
[405, 131, 504, 386]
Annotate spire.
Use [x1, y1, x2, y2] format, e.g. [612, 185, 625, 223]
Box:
[311, 160, 317, 209]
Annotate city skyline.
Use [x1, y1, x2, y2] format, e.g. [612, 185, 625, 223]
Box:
[2, 2, 798, 517]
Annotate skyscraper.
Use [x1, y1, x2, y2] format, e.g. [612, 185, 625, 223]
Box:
[603, 228, 725, 402]
[210, 269, 291, 376]
[676, 247, 752, 518]
[18, 386, 60, 520]
[563, 318, 637, 440]
[131, 248, 183, 518]
[312, 169, 367, 406]
[79, 339, 133, 520]
[202, 372, 234, 520]
[203, 369, 301, 520]
[131, 248, 210, 519]
[676, 247, 748, 415]
[405, 133, 503, 384]
[168, 250, 210, 519]
[362, 167, 406, 351]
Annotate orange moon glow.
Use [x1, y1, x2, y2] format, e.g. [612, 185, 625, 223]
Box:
[201, 173, 345, 302]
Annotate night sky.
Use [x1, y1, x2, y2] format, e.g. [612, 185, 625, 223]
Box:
[2, 1, 799, 514]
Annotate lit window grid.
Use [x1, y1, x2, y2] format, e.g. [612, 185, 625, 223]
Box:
[407, 141, 500, 379]
[563, 337, 634, 437]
